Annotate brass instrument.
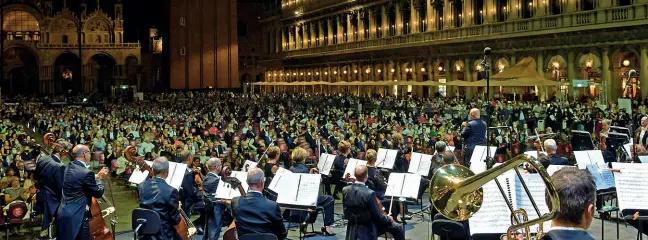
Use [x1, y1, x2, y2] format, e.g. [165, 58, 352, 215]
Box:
[429, 155, 560, 240]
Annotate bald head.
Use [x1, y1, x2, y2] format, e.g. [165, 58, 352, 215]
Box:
[470, 108, 481, 120]
[544, 139, 558, 154]
[72, 144, 90, 162]
[207, 158, 222, 174]
[247, 167, 265, 191]
[354, 165, 369, 182]
[152, 157, 170, 177]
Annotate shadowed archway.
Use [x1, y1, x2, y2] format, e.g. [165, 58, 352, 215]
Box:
[88, 53, 116, 94]
[2, 46, 39, 95]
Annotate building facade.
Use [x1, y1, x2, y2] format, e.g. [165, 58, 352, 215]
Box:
[0, 0, 141, 95]
[260, 0, 648, 102]
[168, 0, 239, 90]
[238, 0, 266, 93]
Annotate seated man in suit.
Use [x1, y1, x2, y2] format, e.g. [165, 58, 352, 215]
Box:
[544, 139, 569, 165]
[232, 167, 287, 239]
[342, 165, 404, 240]
[139, 157, 182, 240]
[541, 168, 596, 240]
[202, 158, 225, 240]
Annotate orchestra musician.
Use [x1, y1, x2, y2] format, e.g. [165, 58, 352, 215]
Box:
[544, 139, 569, 165]
[390, 133, 414, 221]
[139, 157, 183, 239]
[635, 116, 648, 149]
[57, 145, 109, 240]
[263, 146, 281, 179]
[332, 141, 353, 198]
[179, 151, 202, 219]
[232, 168, 287, 239]
[289, 147, 336, 236]
[461, 108, 487, 166]
[342, 165, 405, 240]
[541, 168, 596, 240]
[202, 158, 225, 240]
[33, 151, 65, 235]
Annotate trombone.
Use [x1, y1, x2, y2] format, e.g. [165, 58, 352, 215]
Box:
[429, 155, 560, 240]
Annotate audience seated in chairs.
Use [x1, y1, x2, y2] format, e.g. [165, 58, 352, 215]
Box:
[2, 176, 32, 235]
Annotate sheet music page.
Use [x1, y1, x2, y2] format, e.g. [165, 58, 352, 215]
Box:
[378, 149, 398, 169]
[574, 151, 591, 169]
[214, 177, 241, 200]
[614, 164, 648, 211]
[470, 146, 487, 163]
[470, 161, 487, 174]
[546, 165, 574, 176]
[128, 161, 153, 185]
[317, 154, 335, 175]
[168, 162, 187, 190]
[624, 142, 633, 159]
[402, 174, 422, 199]
[164, 161, 177, 186]
[407, 152, 422, 174]
[385, 173, 405, 197]
[417, 154, 433, 176]
[243, 160, 258, 172]
[586, 164, 609, 190]
[611, 162, 636, 170]
[376, 149, 388, 166]
[600, 166, 616, 189]
[586, 150, 606, 168]
[469, 179, 513, 234]
[513, 173, 551, 232]
[344, 158, 367, 179]
[275, 173, 300, 205]
[294, 174, 321, 207]
[268, 167, 292, 192]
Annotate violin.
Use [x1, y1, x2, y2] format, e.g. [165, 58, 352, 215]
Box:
[221, 166, 247, 240]
[124, 146, 196, 240]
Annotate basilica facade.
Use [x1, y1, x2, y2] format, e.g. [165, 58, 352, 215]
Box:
[260, 0, 648, 102]
[1, 0, 140, 95]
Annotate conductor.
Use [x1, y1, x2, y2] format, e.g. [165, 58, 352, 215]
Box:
[461, 108, 487, 166]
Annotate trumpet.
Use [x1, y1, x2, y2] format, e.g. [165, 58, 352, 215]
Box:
[429, 155, 560, 240]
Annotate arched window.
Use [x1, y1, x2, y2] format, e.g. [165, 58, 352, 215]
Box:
[2, 11, 40, 41]
[96, 35, 101, 43]
[62, 35, 69, 43]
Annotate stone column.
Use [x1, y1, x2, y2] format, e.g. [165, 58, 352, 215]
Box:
[347, 13, 354, 42]
[295, 24, 301, 49]
[641, 46, 648, 98]
[566, 0, 577, 13]
[445, 59, 453, 97]
[358, 10, 365, 41]
[601, 48, 611, 103]
[395, 4, 403, 35]
[427, 0, 434, 32]
[338, 15, 345, 44]
[327, 18, 333, 45]
[382, 5, 389, 37]
[309, 22, 315, 48]
[301, 23, 306, 48]
[511, 55, 517, 65]
[288, 26, 294, 50]
[411, 2, 419, 34]
[466, 58, 474, 99]
[318, 20, 324, 46]
[387, 62, 393, 81]
[537, 53, 546, 100]
[464, 0, 473, 27]
[444, 0, 452, 28]
[368, 8, 376, 39]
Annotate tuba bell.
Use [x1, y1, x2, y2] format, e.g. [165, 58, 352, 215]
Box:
[429, 154, 560, 239]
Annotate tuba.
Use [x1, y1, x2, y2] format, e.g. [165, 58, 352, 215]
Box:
[429, 155, 560, 240]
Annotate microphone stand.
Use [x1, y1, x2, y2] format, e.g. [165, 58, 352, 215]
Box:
[481, 50, 495, 169]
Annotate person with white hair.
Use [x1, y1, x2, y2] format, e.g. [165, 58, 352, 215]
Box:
[138, 157, 183, 239]
[544, 139, 568, 165]
[202, 158, 224, 240]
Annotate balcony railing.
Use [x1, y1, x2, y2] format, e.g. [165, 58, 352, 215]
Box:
[281, 4, 641, 58]
[37, 42, 141, 49]
[282, 0, 352, 16]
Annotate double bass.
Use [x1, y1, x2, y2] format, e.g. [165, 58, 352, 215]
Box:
[221, 166, 247, 240]
[124, 146, 196, 240]
[87, 141, 118, 240]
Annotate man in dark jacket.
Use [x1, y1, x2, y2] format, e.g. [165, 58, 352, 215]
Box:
[232, 168, 287, 239]
[34, 154, 65, 234]
[461, 108, 487, 166]
[202, 158, 225, 240]
[57, 145, 108, 240]
[139, 157, 182, 240]
[544, 139, 569, 165]
[342, 165, 404, 240]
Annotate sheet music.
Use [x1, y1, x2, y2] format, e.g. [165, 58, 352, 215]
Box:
[470, 161, 487, 174]
[276, 173, 320, 207]
[512, 173, 551, 232]
[376, 148, 397, 169]
[268, 167, 291, 192]
[470, 146, 498, 163]
[574, 150, 605, 169]
[586, 164, 614, 190]
[546, 165, 574, 176]
[624, 143, 633, 159]
[317, 153, 335, 175]
[385, 173, 421, 199]
[344, 158, 367, 179]
[639, 156, 648, 163]
[614, 164, 648, 211]
[214, 177, 241, 200]
[231, 171, 250, 193]
[586, 150, 606, 168]
[242, 160, 258, 172]
[408, 152, 433, 176]
[127, 160, 186, 190]
[469, 179, 513, 234]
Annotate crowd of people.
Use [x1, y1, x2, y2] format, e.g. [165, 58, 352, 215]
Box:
[0, 90, 647, 239]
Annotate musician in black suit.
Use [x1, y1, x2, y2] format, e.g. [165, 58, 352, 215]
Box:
[541, 168, 596, 240]
[57, 145, 108, 240]
[139, 157, 182, 240]
[342, 165, 404, 240]
[332, 140, 352, 198]
[391, 133, 409, 173]
[179, 151, 201, 218]
[34, 154, 65, 233]
[544, 139, 569, 165]
[232, 168, 287, 239]
[202, 158, 225, 240]
[461, 108, 487, 166]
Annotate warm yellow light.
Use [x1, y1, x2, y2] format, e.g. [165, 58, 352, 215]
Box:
[316, 72, 319, 75]
[300, 72, 304, 75]
[280, 73, 284, 76]
[353, 70, 358, 74]
[476, 65, 483, 71]
[405, 68, 410, 72]
[293, 73, 297, 76]
[623, 59, 630, 66]
[273, 74, 277, 77]
[586, 60, 593, 68]
[324, 72, 328, 75]
[438, 66, 443, 71]
[334, 71, 337, 74]
[498, 64, 505, 70]
[552, 62, 560, 68]
[366, 68, 371, 73]
[308, 72, 311, 75]
[344, 70, 347, 74]
[267, 74, 271, 77]
[391, 69, 395, 73]
[421, 68, 426, 72]
[378, 69, 382, 73]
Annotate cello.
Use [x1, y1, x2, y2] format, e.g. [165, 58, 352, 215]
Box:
[124, 146, 196, 240]
[87, 142, 118, 240]
[221, 166, 247, 240]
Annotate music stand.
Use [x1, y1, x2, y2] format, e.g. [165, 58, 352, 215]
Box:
[571, 130, 595, 151]
[610, 126, 631, 139]
[608, 132, 630, 145]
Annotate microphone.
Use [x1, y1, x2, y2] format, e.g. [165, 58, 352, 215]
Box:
[481, 47, 492, 65]
[626, 69, 636, 88]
